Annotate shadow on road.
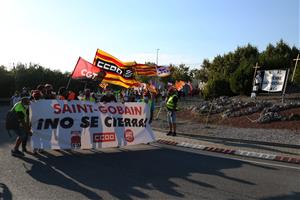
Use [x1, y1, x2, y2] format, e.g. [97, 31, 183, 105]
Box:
[259, 192, 300, 200]
[18, 147, 259, 200]
[0, 105, 13, 147]
[0, 183, 12, 200]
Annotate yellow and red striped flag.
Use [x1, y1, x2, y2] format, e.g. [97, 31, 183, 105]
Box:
[93, 49, 140, 88]
[134, 64, 157, 76]
[93, 49, 159, 88]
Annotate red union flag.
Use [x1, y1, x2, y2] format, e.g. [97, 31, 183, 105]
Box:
[71, 57, 104, 80]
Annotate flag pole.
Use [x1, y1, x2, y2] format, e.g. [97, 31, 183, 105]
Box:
[66, 57, 81, 90]
[66, 77, 72, 90]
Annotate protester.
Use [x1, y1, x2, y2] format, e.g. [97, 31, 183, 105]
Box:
[82, 88, 96, 102]
[57, 87, 69, 100]
[20, 87, 30, 97]
[166, 87, 178, 136]
[162, 89, 167, 100]
[100, 90, 117, 103]
[134, 90, 141, 101]
[44, 84, 56, 99]
[10, 91, 21, 107]
[67, 91, 77, 100]
[77, 91, 84, 100]
[36, 84, 46, 99]
[138, 91, 154, 124]
[8, 97, 32, 156]
[31, 90, 42, 101]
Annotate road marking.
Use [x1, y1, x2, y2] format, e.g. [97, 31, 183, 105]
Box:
[225, 156, 300, 170]
[154, 143, 300, 170]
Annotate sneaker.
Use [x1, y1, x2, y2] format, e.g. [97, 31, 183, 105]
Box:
[172, 132, 177, 136]
[167, 131, 172, 136]
[11, 149, 25, 157]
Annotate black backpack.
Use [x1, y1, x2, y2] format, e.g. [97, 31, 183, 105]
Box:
[5, 110, 20, 130]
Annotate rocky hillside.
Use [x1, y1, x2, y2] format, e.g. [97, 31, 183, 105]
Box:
[156, 94, 300, 131]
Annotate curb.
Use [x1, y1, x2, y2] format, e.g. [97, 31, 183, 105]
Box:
[156, 139, 300, 165]
[152, 128, 300, 149]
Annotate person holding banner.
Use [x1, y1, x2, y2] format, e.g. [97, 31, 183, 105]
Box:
[138, 91, 154, 124]
[100, 90, 117, 103]
[57, 87, 69, 100]
[166, 87, 179, 136]
[82, 89, 96, 102]
[44, 84, 56, 99]
[8, 97, 32, 156]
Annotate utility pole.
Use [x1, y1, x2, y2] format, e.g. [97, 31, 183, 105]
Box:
[291, 53, 300, 82]
[154, 48, 160, 90]
[156, 48, 160, 66]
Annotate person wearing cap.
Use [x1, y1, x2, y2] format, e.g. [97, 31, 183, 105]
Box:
[9, 97, 32, 156]
[166, 87, 178, 136]
[138, 91, 154, 124]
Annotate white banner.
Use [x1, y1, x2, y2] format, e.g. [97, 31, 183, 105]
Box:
[261, 69, 287, 92]
[156, 66, 171, 77]
[30, 100, 155, 150]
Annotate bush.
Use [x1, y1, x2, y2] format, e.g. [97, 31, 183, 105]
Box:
[229, 61, 253, 95]
[202, 77, 233, 99]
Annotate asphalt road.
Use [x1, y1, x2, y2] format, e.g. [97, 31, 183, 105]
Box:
[1, 105, 300, 200]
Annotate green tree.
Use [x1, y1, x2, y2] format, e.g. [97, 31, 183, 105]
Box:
[0, 66, 15, 98]
[202, 76, 232, 99]
[229, 60, 254, 95]
[172, 64, 191, 82]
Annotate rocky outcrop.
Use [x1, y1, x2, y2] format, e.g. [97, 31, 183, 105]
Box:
[187, 96, 300, 123]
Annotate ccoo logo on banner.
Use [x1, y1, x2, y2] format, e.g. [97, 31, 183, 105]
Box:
[261, 69, 287, 92]
[30, 100, 155, 150]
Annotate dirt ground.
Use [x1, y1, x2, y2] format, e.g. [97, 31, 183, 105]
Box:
[159, 94, 300, 132]
[177, 107, 300, 131]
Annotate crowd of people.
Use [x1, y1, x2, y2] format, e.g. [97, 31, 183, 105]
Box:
[7, 83, 179, 157]
[10, 84, 170, 104]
